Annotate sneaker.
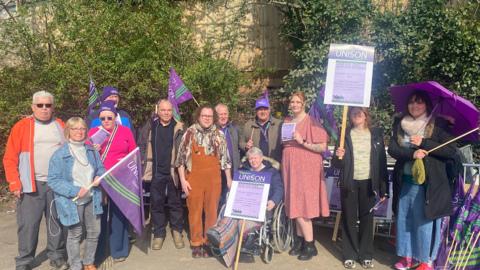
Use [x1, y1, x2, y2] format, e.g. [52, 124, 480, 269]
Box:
[49, 258, 69, 270]
[344, 260, 356, 269]
[361, 260, 374, 268]
[415, 263, 433, 270]
[394, 257, 419, 270]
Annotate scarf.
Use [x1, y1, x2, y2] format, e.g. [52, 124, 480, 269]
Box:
[401, 112, 428, 136]
[177, 123, 231, 174]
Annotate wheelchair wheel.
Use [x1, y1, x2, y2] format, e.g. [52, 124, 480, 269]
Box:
[263, 244, 274, 264]
[210, 245, 222, 257]
[273, 201, 292, 253]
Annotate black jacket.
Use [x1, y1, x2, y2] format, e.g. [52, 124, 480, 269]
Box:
[388, 116, 455, 220]
[239, 157, 284, 206]
[137, 118, 186, 187]
[332, 127, 389, 198]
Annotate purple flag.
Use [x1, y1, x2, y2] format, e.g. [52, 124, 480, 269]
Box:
[88, 72, 101, 114]
[168, 87, 181, 121]
[170, 67, 193, 104]
[99, 148, 145, 236]
[451, 175, 472, 242]
[263, 88, 270, 103]
[311, 87, 338, 140]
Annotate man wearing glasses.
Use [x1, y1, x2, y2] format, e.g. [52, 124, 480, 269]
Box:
[85, 86, 136, 140]
[176, 104, 232, 258]
[4, 91, 69, 270]
[137, 99, 187, 251]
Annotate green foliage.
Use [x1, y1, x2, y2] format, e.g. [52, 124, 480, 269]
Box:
[0, 0, 251, 179]
[276, 0, 480, 156]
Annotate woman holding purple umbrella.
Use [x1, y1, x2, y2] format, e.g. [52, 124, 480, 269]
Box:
[388, 90, 456, 270]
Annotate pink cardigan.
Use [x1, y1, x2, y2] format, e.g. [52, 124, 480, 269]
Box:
[87, 125, 137, 170]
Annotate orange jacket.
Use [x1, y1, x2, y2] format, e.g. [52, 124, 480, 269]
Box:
[3, 116, 65, 193]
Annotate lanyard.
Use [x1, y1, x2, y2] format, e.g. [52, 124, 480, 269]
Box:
[256, 119, 270, 143]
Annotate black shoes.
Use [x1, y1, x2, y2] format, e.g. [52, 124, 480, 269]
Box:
[298, 240, 318, 261]
[50, 258, 69, 270]
[288, 235, 305, 256]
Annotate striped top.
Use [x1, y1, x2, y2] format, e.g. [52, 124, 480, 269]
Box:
[351, 128, 371, 180]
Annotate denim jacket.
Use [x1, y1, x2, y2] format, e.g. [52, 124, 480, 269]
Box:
[48, 143, 106, 226]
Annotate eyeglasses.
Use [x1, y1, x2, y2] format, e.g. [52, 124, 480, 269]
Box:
[34, 103, 53, 108]
[100, 116, 114, 121]
[200, 115, 214, 119]
[71, 128, 87, 132]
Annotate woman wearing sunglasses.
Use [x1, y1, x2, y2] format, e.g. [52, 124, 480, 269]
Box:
[87, 100, 137, 263]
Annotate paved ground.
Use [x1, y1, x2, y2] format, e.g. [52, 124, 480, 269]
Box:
[0, 208, 400, 270]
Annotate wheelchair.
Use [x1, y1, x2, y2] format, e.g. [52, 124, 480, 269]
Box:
[257, 200, 293, 263]
[211, 200, 293, 264]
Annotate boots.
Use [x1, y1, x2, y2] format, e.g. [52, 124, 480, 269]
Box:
[288, 236, 305, 256]
[298, 240, 318, 261]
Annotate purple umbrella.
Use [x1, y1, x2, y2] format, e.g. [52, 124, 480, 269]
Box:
[389, 81, 479, 141]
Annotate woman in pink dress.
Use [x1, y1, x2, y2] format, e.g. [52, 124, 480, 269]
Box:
[282, 91, 329, 261]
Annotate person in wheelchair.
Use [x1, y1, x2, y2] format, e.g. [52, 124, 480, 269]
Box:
[207, 147, 283, 264]
[238, 147, 284, 255]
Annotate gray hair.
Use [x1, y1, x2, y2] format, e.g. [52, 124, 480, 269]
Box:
[32, 91, 54, 104]
[215, 103, 228, 112]
[246, 147, 263, 159]
[158, 99, 173, 108]
[64, 117, 87, 142]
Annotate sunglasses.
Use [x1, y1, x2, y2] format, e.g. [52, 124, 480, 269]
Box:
[100, 116, 114, 122]
[34, 103, 53, 108]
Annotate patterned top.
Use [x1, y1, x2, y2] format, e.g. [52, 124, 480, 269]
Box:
[175, 123, 232, 174]
[350, 128, 371, 180]
[402, 127, 425, 184]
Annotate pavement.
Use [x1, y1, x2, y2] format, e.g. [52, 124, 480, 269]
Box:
[0, 208, 400, 270]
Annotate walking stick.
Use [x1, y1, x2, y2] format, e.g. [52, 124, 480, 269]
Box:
[234, 219, 246, 270]
[462, 232, 480, 270]
[445, 230, 459, 270]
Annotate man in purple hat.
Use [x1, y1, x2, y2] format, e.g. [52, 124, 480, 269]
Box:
[85, 86, 136, 140]
[240, 98, 283, 163]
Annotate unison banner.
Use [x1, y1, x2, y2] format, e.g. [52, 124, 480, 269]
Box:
[224, 170, 272, 222]
[324, 44, 375, 107]
[99, 147, 145, 236]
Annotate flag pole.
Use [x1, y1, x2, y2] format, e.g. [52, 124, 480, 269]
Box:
[72, 180, 99, 202]
[234, 219, 246, 270]
[462, 232, 480, 270]
[338, 105, 348, 160]
[455, 240, 467, 270]
[457, 234, 475, 270]
[429, 127, 480, 153]
[192, 96, 200, 107]
[445, 230, 459, 270]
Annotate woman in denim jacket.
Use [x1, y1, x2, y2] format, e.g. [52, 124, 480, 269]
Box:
[48, 117, 106, 270]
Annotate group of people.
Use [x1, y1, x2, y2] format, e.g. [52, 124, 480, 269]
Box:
[4, 86, 458, 270]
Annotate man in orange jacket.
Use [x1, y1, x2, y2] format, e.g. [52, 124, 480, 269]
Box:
[3, 91, 68, 270]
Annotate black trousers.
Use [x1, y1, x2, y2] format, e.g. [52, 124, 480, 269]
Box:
[340, 179, 376, 261]
[150, 173, 183, 238]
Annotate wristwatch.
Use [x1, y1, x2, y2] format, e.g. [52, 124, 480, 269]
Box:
[302, 140, 306, 145]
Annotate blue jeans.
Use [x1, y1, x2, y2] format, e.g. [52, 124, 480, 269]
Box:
[396, 182, 442, 263]
[67, 200, 101, 270]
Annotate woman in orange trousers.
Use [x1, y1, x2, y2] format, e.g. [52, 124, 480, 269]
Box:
[176, 104, 232, 258]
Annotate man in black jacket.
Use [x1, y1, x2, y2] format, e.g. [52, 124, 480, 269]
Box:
[137, 99, 187, 250]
